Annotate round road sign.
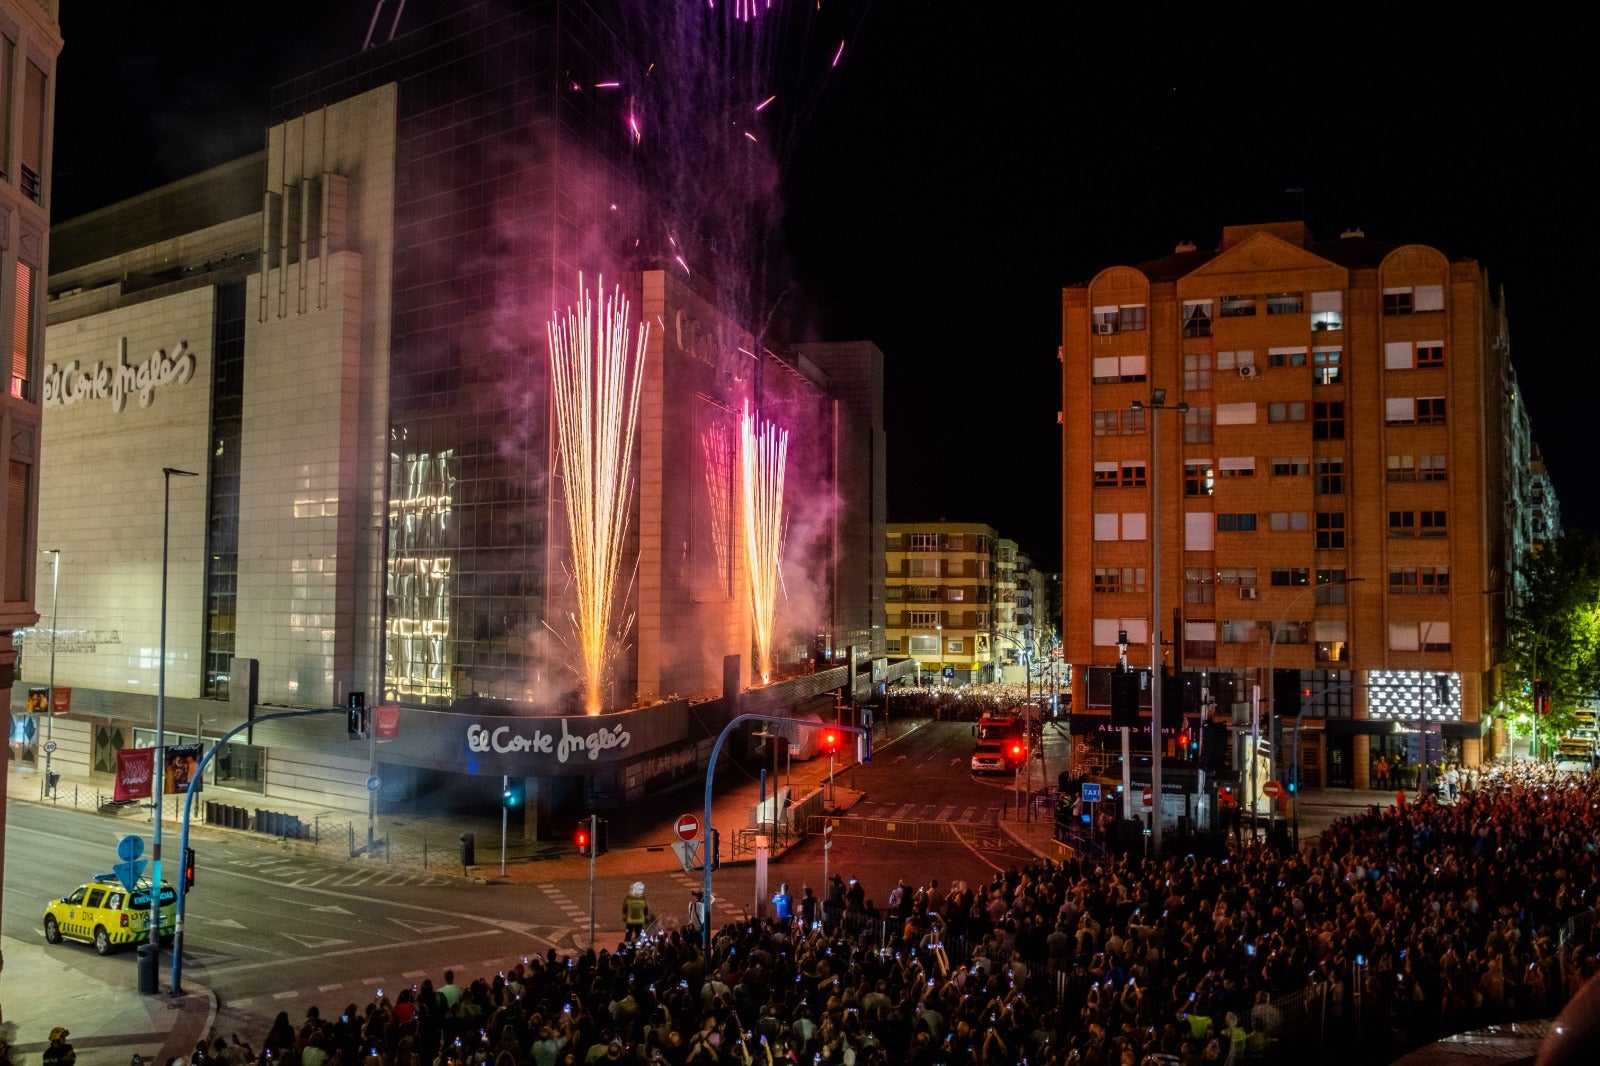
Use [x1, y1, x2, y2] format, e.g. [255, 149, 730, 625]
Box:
[1141, 787, 1153, 807]
[1262, 781, 1284, 799]
[43, 740, 57, 754]
[675, 813, 701, 841]
[366, 775, 383, 793]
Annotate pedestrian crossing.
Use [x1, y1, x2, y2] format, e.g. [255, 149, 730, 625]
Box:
[848, 800, 1000, 824]
[223, 853, 457, 889]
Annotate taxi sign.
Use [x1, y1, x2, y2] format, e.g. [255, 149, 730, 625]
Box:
[1081, 782, 1101, 803]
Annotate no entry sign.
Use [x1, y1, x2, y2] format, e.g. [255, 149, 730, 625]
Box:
[675, 813, 701, 841]
[1262, 781, 1284, 799]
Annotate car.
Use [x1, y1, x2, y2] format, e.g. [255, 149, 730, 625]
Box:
[971, 741, 1009, 774]
[43, 875, 177, 955]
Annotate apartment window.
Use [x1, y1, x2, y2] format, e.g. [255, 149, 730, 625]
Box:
[907, 587, 940, 602]
[1420, 510, 1447, 536]
[1386, 454, 1416, 482]
[1183, 352, 1213, 391]
[1097, 567, 1146, 594]
[1216, 567, 1257, 588]
[1119, 305, 1147, 332]
[1184, 621, 1218, 661]
[1413, 284, 1444, 311]
[1314, 457, 1344, 495]
[1388, 511, 1416, 536]
[908, 533, 942, 551]
[1122, 407, 1147, 435]
[1390, 566, 1449, 594]
[1183, 405, 1213, 444]
[1222, 621, 1257, 644]
[1217, 402, 1257, 425]
[1313, 401, 1345, 440]
[1266, 293, 1304, 315]
[1216, 350, 1256, 371]
[1094, 462, 1119, 487]
[1383, 288, 1414, 315]
[906, 611, 941, 627]
[1420, 453, 1447, 481]
[1269, 511, 1309, 532]
[1218, 457, 1255, 478]
[1315, 568, 1351, 603]
[1315, 512, 1346, 549]
[1092, 410, 1119, 436]
[1184, 461, 1214, 496]
[1217, 513, 1257, 532]
[0, 35, 12, 178]
[1182, 301, 1213, 338]
[1389, 622, 1450, 652]
[1220, 295, 1256, 317]
[1271, 456, 1310, 476]
[10, 260, 32, 400]
[1093, 355, 1149, 384]
[1095, 513, 1147, 541]
[1312, 348, 1342, 385]
[1091, 305, 1119, 333]
[1385, 397, 1417, 425]
[1185, 568, 1215, 605]
[1121, 461, 1147, 487]
[1417, 397, 1446, 424]
[1272, 568, 1311, 587]
[1270, 621, 1309, 645]
[1268, 402, 1307, 423]
[21, 59, 45, 203]
[908, 558, 941, 577]
[1310, 291, 1343, 331]
[1416, 342, 1445, 367]
[947, 588, 965, 601]
[1269, 347, 1308, 367]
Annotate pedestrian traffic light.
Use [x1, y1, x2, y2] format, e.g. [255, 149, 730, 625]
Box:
[575, 823, 591, 856]
[821, 729, 841, 755]
[1534, 679, 1551, 715]
[502, 779, 525, 810]
[347, 691, 368, 739]
[707, 827, 720, 870]
[183, 846, 196, 892]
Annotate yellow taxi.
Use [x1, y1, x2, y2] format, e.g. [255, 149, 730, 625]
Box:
[43, 875, 177, 955]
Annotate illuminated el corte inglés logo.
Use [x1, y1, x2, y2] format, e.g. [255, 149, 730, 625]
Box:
[43, 337, 197, 413]
[466, 720, 631, 763]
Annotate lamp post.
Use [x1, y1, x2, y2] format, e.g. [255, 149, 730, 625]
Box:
[1264, 575, 1363, 841]
[43, 549, 60, 795]
[151, 467, 199, 974]
[1132, 389, 1185, 860]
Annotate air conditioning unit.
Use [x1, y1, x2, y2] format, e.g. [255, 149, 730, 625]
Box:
[1239, 586, 1259, 600]
[1238, 364, 1259, 379]
[1096, 322, 1116, 335]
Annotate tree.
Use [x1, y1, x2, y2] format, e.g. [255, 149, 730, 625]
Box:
[1505, 533, 1600, 741]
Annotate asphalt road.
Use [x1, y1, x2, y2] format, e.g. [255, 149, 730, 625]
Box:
[4, 720, 1051, 1040]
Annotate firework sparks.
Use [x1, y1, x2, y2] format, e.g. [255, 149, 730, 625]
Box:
[741, 401, 788, 684]
[755, 95, 777, 112]
[831, 40, 845, 67]
[701, 419, 736, 588]
[710, 0, 775, 20]
[548, 274, 650, 715]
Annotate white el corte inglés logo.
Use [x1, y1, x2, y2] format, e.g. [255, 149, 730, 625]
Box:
[466, 720, 631, 763]
[43, 337, 197, 413]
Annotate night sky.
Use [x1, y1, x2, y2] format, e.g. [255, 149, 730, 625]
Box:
[52, 2, 1596, 571]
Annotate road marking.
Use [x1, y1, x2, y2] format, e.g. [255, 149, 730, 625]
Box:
[281, 932, 351, 949]
[309, 903, 355, 914]
[390, 917, 457, 934]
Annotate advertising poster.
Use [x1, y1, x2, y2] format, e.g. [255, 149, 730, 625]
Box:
[165, 744, 203, 793]
[115, 746, 154, 801]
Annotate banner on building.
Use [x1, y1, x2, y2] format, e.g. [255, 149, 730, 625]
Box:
[374, 704, 401, 741]
[166, 744, 202, 794]
[26, 688, 48, 715]
[52, 687, 72, 715]
[116, 747, 155, 801]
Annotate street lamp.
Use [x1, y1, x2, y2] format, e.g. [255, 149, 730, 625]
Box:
[151, 467, 199, 977]
[43, 549, 60, 796]
[1264, 575, 1363, 842]
[1132, 389, 1185, 860]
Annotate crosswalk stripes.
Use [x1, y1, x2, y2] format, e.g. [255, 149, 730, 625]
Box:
[225, 856, 454, 890]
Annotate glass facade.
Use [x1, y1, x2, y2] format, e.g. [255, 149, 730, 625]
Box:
[204, 282, 246, 698]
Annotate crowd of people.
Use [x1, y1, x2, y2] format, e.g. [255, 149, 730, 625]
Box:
[889, 683, 1057, 724]
[235, 762, 1598, 1066]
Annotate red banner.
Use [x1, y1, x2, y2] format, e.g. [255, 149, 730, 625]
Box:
[115, 747, 155, 801]
[52, 687, 72, 715]
[374, 704, 401, 740]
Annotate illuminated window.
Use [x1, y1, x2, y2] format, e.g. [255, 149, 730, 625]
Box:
[1310, 291, 1343, 331]
[1184, 461, 1214, 496]
[1220, 295, 1256, 318]
[1312, 348, 1342, 385]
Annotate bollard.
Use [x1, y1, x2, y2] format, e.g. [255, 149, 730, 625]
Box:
[460, 832, 475, 868]
[137, 944, 158, 994]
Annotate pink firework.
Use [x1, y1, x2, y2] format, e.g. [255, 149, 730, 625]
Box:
[710, 0, 775, 21]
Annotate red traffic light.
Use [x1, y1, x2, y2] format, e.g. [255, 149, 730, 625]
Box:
[575, 827, 591, 856]
[821, 730, 840, 754]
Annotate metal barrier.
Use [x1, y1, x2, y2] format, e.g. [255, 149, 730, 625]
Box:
[1558, 905, 1598, 999]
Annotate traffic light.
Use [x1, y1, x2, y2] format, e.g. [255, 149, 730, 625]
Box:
[821, 729, 841, 755]
[1535, 679, 1551, 715]
[502, 779, 525, 810]
[1218, 784, 1235, 809]
[183, 846, 196, 892]
[1178, 729, 1190, 754]
[347, 691, 368, 739]
[575, 823, 591, 856]
[707, 827, 721, 870]
[1008, 740, 1026, 764]
[593, 817, 609, 856]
